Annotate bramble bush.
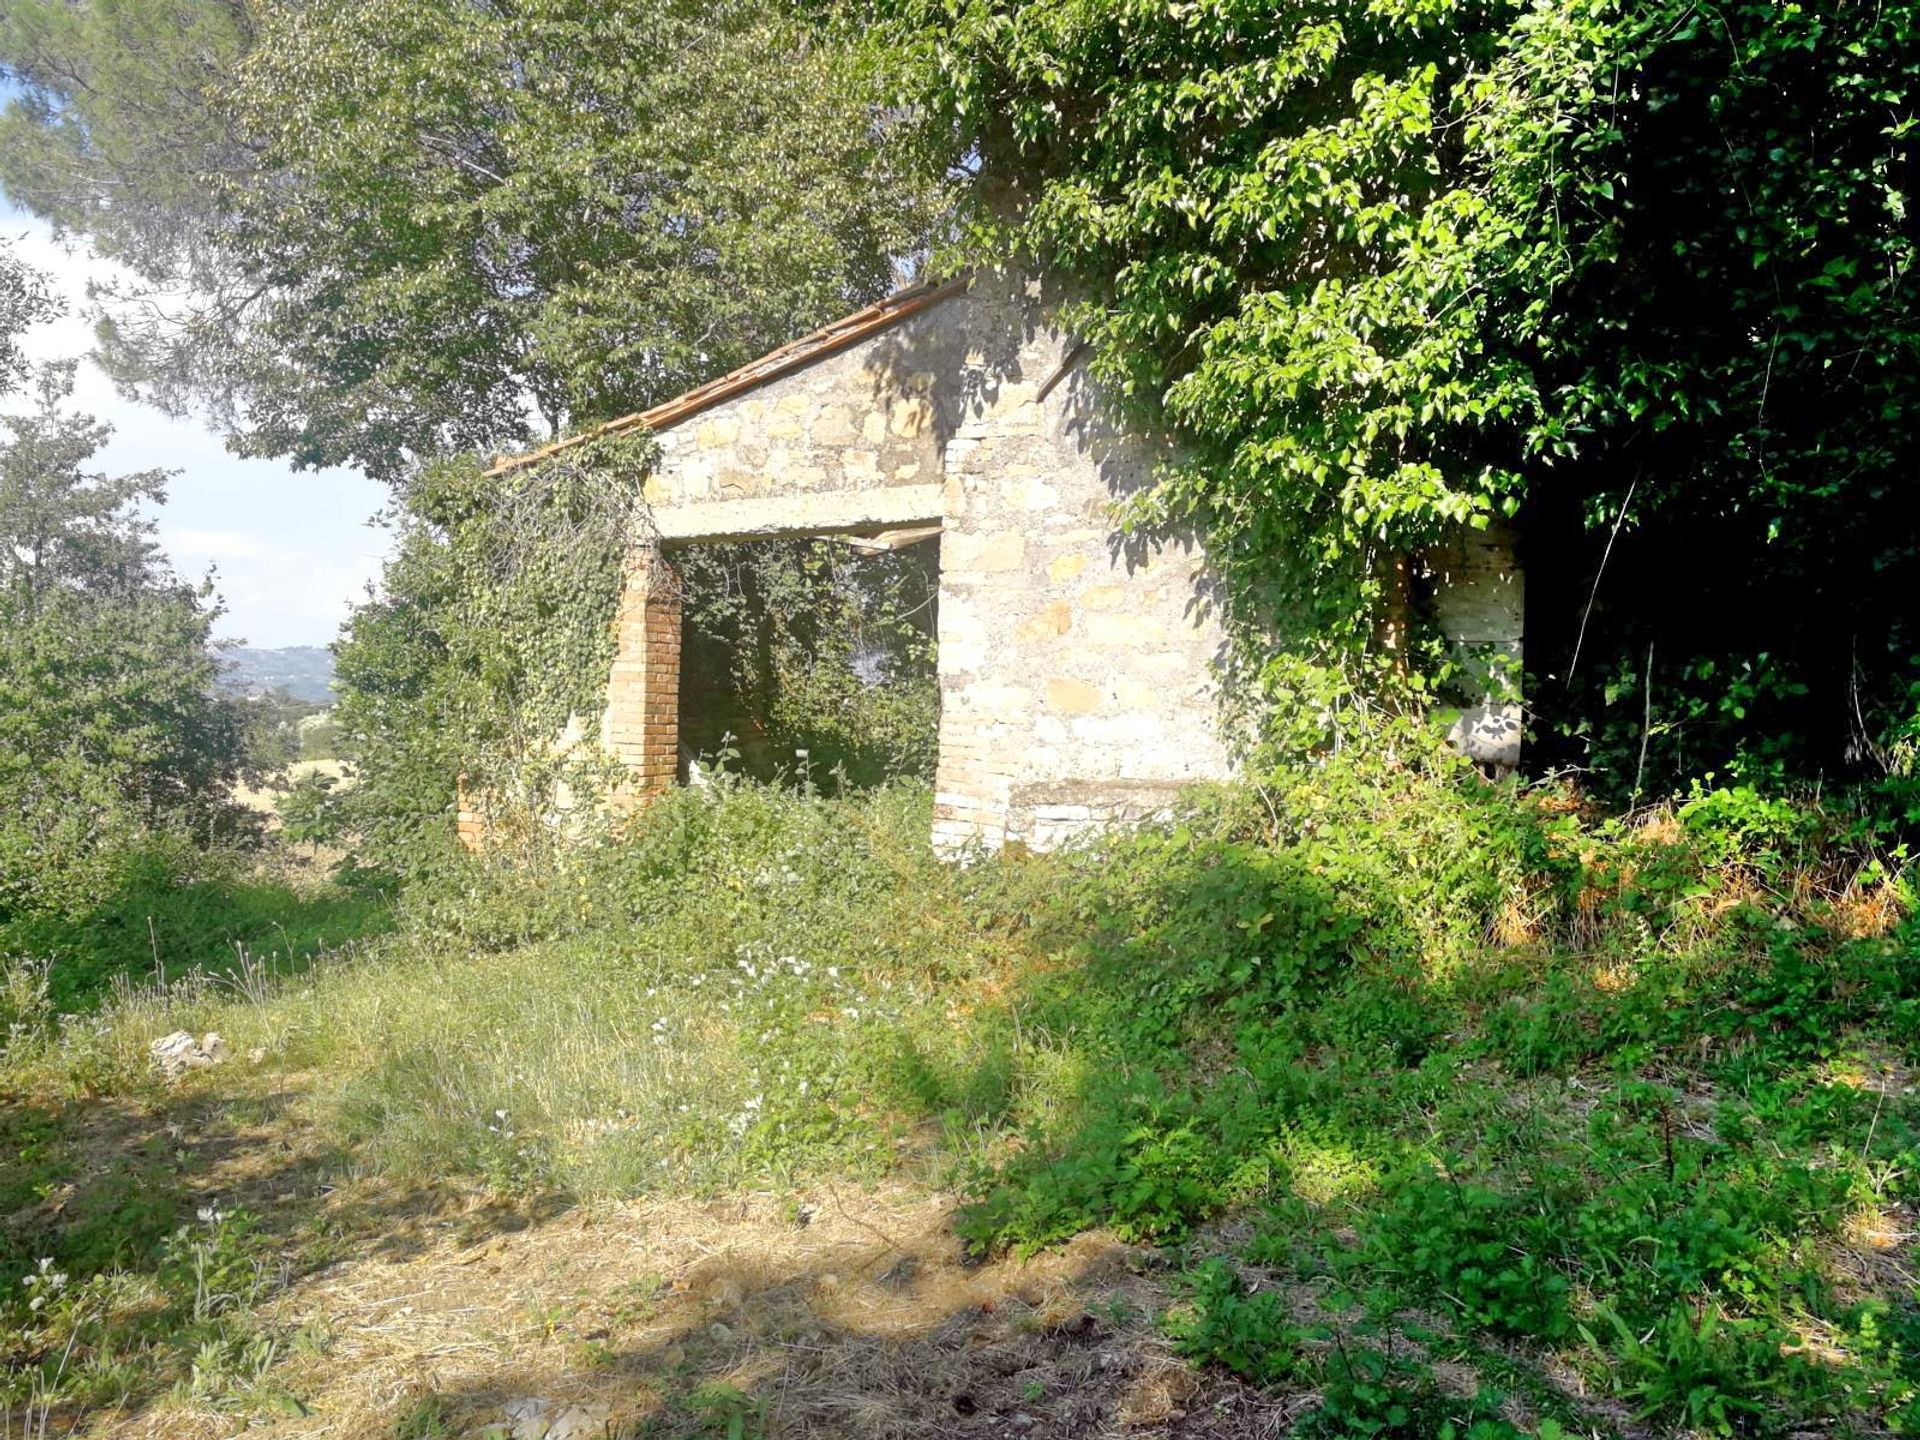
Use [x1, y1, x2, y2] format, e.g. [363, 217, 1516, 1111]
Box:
[923, 737, 1916, 1433]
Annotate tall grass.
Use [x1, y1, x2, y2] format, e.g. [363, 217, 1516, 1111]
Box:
[0, 832, 389, 1012]
[21, 759, 1910, 1212]
[7, 757, 1918, 1432]
[23, 781, 1022, 1195]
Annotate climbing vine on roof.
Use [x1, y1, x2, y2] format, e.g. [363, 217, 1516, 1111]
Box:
[332, 434, 652, 869]
[887, 0, 1920, 808]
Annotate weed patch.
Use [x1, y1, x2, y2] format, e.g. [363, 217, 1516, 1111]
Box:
[4, 759, 1916, 1434]
[0, 836, 388, 1011]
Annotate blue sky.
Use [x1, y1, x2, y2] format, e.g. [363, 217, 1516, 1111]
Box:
[2, 199, 392, 649]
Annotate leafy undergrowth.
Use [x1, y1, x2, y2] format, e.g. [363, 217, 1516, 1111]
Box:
[2, 758, 1917, 1435]
[0, 833, 390, 1012]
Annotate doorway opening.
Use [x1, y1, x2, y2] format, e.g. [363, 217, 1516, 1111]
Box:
[672, 531, 940, 790]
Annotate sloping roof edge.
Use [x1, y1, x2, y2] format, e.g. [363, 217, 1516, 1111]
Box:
[486, 275, 971, 478]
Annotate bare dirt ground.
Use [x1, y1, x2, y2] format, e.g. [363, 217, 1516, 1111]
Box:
[29, 1067, 1286, 1440]
[242, 1186, 1260, 1440]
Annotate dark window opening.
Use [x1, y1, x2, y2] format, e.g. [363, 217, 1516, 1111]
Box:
[673, 534, 940, 789]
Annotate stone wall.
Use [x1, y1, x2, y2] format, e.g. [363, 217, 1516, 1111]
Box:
[924, 281, 1234, 850]
[1426, 517, 1525, 698]
[1425, 518, 1526, 771]
[584, 269, 1526, 849]
[595, 270, 1238, 850]
[640, 332, 949, 539]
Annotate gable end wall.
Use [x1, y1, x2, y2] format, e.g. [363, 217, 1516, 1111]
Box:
[619, 274, 1239, 851]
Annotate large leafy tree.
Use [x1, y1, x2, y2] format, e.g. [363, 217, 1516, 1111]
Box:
[1507, 2, 1920, 794]
[4, 0, 955, 854]
[1, 363, 172, 609]
[0, 244, 55, 394]
[1, 0, 950, 481]
[0, 0, 258, 424]
[887, 0, 1920, 799]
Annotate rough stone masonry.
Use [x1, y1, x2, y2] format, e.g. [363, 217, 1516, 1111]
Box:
[478, 270, 1523, 853]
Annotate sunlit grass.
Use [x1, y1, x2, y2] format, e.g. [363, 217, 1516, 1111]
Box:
[6, 767, 1917, 1435]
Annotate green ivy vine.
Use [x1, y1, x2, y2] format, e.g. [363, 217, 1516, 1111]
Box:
[332, 433, 657, 869]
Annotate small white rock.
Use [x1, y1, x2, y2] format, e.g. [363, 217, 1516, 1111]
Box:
[545, 1405, 612, 1440]
[502, 1397, 550, 1440]
[149, 1032, 200, 1078]
[501, 1398, 609, 1440]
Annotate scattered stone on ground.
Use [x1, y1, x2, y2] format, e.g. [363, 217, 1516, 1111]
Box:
[148, 1031, 228, 1078]
[497, 1396, 612, 1440]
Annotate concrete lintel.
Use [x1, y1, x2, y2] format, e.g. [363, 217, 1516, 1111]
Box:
[651, 485, 945, 543]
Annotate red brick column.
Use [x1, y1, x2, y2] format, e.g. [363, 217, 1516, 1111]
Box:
[603, 549, 682, 814]
[455, 779, 489, 852]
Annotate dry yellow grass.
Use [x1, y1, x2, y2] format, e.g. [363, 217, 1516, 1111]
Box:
[19, 1054, 1292, 1440]
[232, 761, 352, 821]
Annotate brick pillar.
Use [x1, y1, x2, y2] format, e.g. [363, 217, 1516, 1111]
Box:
[603, 549, 682, 813]
[455, 779, 489, 852]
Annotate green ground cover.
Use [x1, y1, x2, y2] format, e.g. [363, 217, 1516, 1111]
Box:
[3, 757, 1916, 1434]
[0, 840, 389, 1012]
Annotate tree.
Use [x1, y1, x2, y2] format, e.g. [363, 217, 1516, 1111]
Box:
[0, 0, 259, 424]
[323, 440, 646, 872]
[1, 361, 171, 610]
[4, 3, 959, 845]
[0, 241, 56, 395]
[235, 687, 331, 772]
[1495, 1, 1920, 798]
[2, 0, 952, 481]
[0, 348, 248, 917]
[275, 769, 341, 854]
[884, 0, 1920, 802]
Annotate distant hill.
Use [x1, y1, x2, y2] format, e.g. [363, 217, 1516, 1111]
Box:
[220, 645, 336, 703]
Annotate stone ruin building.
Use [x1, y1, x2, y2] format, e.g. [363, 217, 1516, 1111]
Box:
[471, 271, 1524, 853]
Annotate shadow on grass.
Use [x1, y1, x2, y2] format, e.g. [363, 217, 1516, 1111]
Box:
[1, 850, 391, 1012]
[0, 1059, 570, 1430]
[299, 1185, 1298, 1440]
[921, 822, 1452, 1255]
[9, 775, 1915, 1435]
[873, 785, 1920, 1438]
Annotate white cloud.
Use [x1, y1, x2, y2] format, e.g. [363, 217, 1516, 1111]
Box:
[2, 205, 393, 648]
